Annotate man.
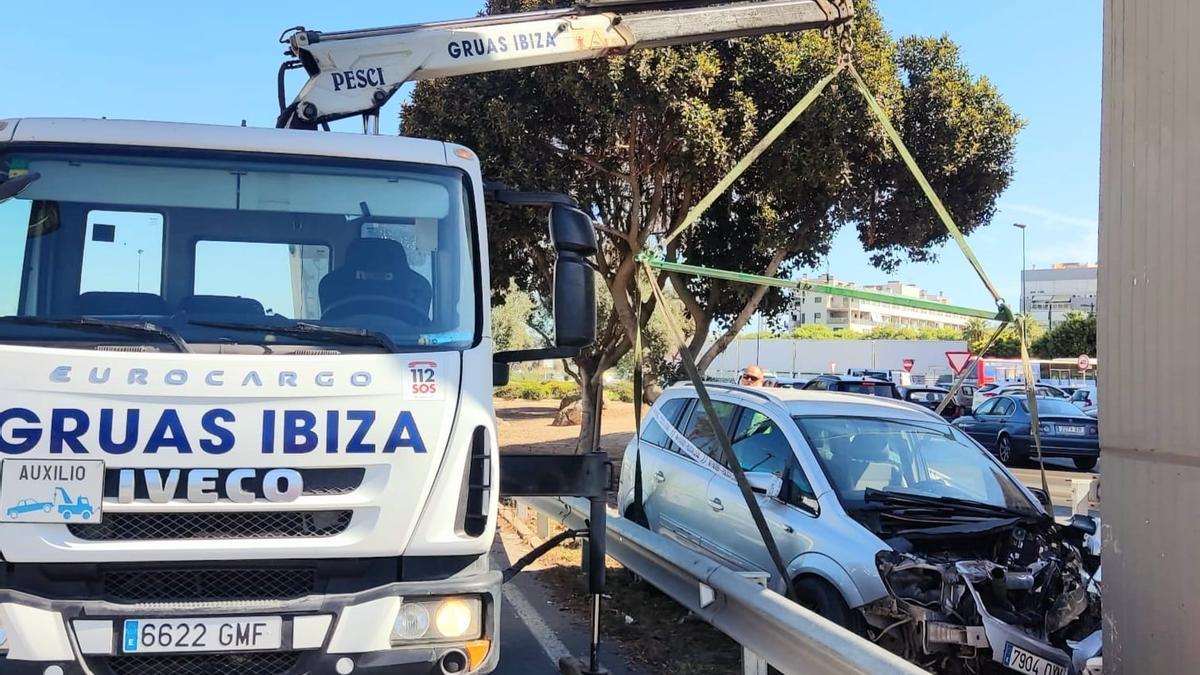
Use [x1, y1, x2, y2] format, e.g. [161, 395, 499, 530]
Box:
[739, 364, 766, 388]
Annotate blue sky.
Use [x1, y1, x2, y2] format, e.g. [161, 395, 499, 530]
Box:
[3, 0, 1101, 312]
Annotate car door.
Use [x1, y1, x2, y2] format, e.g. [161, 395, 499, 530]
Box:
[628, 396, 689, 529]
[956, 398, 998, 444]
[703, 405, 823, 588]
[651, 396, 740, 553]
[981, 398, 1017, 446]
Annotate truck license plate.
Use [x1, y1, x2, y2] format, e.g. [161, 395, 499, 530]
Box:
[1002, 642, 1066, 675]
[122, 617, 282, 654]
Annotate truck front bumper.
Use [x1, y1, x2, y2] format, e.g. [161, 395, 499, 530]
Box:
[0, 570, 502, 675]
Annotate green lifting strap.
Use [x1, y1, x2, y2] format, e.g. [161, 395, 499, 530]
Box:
[661, 63, 846, 247]
[845, 63, 1005, 309]
[638, 254, 1008, 321]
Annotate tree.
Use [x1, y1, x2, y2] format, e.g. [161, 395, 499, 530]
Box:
[970, 315, 1044, 357]
[791, 324, 845, 340]
[491, 282, 538, 352]
[1033, 312, 1096, 358]
[401, 0, 1022, 451]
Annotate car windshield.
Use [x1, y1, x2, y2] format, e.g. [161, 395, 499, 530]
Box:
[0, 148, 477, 352]
[793, 415, 1037, 514]
[838, 382, 894, 397]
[1019, 398, 1086, 416]
[906, 390, 946, 404]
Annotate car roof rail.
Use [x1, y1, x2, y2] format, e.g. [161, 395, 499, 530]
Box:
[689, 381, 779, 405]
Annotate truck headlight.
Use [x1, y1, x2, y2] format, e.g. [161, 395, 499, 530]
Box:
[435, 599, 474, 638]
[391, 596, 482, 645]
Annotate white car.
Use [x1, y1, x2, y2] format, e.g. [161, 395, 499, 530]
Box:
[972, 381, 1068, 411]
[618, 384, 1102, 674]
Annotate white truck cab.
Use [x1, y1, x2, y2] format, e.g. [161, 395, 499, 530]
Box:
[0, 117, 511, 674]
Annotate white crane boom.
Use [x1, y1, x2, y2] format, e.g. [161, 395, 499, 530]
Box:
[277, 0, 853, 129]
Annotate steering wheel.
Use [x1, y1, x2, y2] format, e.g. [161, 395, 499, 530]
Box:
[321, 294, 430, 327]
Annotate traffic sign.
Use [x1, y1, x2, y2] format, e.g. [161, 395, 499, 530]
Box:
[1077, 354, 1092, 372]
[902, 359, 915, 373]
[946, 351, 972, 375]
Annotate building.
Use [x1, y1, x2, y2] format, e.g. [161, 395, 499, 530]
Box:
[787, 274, 970, 333]
[1022, 263, 1097, 329]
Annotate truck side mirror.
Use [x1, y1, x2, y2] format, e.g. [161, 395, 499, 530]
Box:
[549, 204, 596, 350]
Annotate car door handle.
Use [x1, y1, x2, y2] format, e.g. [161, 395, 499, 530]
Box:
[654, 471, 666, 483]
[781, 524, 795, 534]
[709, 498, 724, 512]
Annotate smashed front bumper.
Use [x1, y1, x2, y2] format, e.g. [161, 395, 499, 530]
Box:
[0, 571, 501, 675]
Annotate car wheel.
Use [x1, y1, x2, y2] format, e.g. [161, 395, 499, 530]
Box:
[62, 511, 71, 520]
[82, 510, 93, 520]
[622, 507, 658, 591]
[1074, 457, 1098, 472]
[43, 504, 52, 513]
[995, 435, 1014, 464]
[791, 577, 866, 636]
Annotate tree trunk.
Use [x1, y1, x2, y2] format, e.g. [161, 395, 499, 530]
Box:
[574, 358, 603, 454]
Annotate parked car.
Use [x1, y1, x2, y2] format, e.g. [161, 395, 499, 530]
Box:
[954, 395, 1100, 471]
[972, 381, 1069, 411]
[846, 368, 892, 381]
[897, 386, 962, 419]
[802, 375, 900, 399]
[1070, 385, 1098, 410]
[618, 385, 1102, 674]
[771, 376, 809, 389]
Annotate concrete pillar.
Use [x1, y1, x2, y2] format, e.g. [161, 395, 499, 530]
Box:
[1100, 1, 1200, 671]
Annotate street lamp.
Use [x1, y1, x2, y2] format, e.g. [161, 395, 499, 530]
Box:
[1013, 223, 1027, 315]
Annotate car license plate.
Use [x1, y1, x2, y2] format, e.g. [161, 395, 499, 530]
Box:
[1, 459, 104, 524]
[1057, 425, 1085, 435]
[122, 617, 282, 654]
[1002, 642, 1066, 675]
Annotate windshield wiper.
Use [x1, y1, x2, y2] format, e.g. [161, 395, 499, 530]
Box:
[188, 319, 399, 352]
[0, 316, 190, 352]
[863, 488, 1035, 521]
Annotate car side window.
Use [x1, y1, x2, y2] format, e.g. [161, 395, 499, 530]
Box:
[730, 408, 818, 511]
[806, 379, 827, 391]
[730, 410, 792, 476]
[994, 399, 1015, 417]
[642, 398, 687, 450]
[975, 399, 998, 416]
[677, 399, 739, 465]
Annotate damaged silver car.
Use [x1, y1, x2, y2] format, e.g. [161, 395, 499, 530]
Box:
[618, 386, 1103, 674]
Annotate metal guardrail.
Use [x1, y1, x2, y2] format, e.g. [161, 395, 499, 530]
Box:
[521, 496, 929, 675]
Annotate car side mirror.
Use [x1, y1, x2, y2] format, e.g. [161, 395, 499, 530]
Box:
[1027, 487, 1053, 511]
[746, 472, 782, 500]
[1069, 513, 1097, 536]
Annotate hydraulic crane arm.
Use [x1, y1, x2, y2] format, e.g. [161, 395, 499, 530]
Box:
[277, 0, 853, 129]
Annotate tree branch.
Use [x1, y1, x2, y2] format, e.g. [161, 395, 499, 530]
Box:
[696, 248, 789, 373]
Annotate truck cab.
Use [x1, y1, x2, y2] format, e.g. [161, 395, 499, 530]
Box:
[0, 117, 506, 674]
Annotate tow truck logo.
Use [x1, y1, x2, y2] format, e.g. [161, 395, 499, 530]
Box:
[1, 459, 104, 523]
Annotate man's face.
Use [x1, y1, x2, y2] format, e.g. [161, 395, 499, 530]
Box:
[740, 367, 765, 387]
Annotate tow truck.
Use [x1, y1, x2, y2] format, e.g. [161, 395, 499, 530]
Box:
[0, 1, 852, 673]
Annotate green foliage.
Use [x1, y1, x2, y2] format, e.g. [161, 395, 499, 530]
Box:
[791, 324, 841, 340]
[970, 315, 1045, 357]
[1032, 312, 1096, 358]
[492, 281, 540, 352]
[494, 379, 576, 401]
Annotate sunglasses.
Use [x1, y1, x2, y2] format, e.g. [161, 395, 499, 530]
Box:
[740, 374, 761, 382]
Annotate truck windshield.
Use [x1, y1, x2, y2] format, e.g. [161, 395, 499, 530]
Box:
[794, 416, 1037, 514]
[0, 148, 477, 352]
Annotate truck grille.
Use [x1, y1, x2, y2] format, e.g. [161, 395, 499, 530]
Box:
[69, 511, 352, 541]
[103, 651, 300, 675]
[104, 568, 317, 603]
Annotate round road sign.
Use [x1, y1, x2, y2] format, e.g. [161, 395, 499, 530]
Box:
[1077, 354, 1092, 372]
